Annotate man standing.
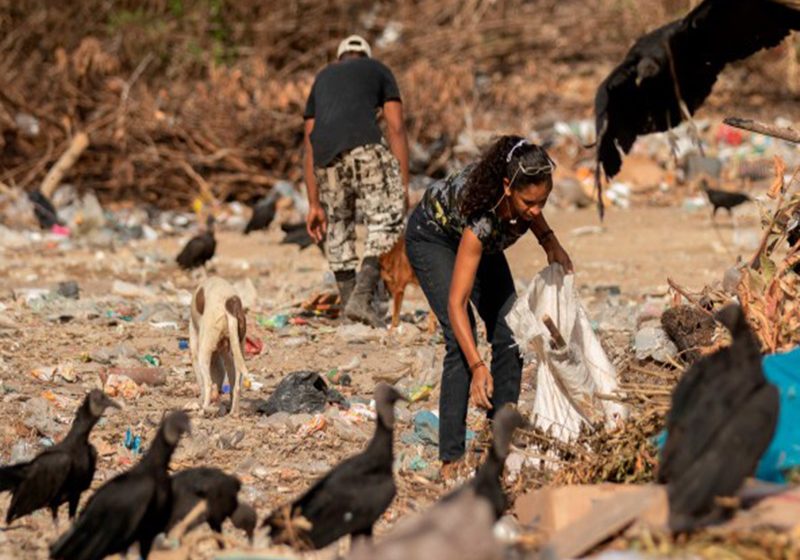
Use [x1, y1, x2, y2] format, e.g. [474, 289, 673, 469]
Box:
[303, 34, 409, 327]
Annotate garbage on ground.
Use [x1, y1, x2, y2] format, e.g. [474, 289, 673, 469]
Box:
[258, 313, 289, 330]
[337, 323, 382, 342]
[300, 291, 340, 319]
[255, 371, 348, 416]
[298, 413, 327, 438]
[55, 281, 80, 299]
[9, 441, 37, 464]
[103, 374, 143, 400]
[100, 367, 166, 387]
[40, 390, 76, 409]
[139, 354, 160, 367]
[402, 410, 475, 447]
[281, 336, 306, 348]
[90, 343, 138, 365]
[507, 264, 628, 441]
[408, 384, 433, 402]
[325, 368, 352, 386]
[244, 335, 264, 356]
[22, 397, 62, 438]
[178, 338, 189, 350]
[136, 302, 183, 324]
[514, 484, 667, 560]
[342, 402, 376, 423]
[123, 428, 143, 455]
[660, 305, 717, 364]
[29, 362, 78, 383]
[634, 324, 679, 364]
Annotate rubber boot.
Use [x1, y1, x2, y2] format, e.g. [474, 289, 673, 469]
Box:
[334, 269, 356, 309]
[344, 256, 386, 328]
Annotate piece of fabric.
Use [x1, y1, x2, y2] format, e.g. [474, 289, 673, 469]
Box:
[405, 206, 522, 461]
[416, 165, 529, 254]
[506, 264, 627, 442]
[316, 144, 405, 272]
[305, 57, 401, 167]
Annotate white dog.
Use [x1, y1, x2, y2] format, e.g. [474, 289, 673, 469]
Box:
[189, 277, 248, 415]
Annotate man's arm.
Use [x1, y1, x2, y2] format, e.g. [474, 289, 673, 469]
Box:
[304, 118, 327, 242]
[304, 118, 318, 207]
[383, 100, 410, 209]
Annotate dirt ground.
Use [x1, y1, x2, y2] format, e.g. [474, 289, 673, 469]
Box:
[0, 200, 762, 559]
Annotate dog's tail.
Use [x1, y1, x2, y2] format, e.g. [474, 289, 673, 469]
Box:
[224, 296, 249, 390]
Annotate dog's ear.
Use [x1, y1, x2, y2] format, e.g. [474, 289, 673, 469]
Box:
[225, 296, 247, 340]
[195, 287, 205, 315]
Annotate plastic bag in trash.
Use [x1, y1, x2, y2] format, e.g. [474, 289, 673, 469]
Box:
[255, 371, 348, 416]
[506, 264, 628, 441]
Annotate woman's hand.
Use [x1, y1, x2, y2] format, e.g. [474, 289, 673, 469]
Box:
[470, 363, 494, 410]
[543, 237, 574, 274]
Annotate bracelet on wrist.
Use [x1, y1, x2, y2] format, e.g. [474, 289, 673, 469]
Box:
[469, 359, 485, 372]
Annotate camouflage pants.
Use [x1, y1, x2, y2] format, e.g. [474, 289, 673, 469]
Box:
[316, 143, 405, 272]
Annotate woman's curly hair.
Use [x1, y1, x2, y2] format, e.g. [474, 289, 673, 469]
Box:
[459, 135, 554, 220]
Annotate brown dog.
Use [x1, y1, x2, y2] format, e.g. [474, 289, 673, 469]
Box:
[189, 277, 248, 415]
[379, 235, 437, 332]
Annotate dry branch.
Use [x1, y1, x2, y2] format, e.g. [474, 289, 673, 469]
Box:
[724, 117, 800, 144]
[40, 132, 90, 198]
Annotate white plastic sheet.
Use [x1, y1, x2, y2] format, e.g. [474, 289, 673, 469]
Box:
[507, 264, 627, 441]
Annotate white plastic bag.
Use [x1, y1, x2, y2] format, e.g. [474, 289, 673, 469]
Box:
[507, 264, 627, 441]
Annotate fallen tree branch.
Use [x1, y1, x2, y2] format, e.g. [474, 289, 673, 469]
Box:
[666, 278, 714, 317]
[724, 117, 800, 144]
[40, 132, 90, 198]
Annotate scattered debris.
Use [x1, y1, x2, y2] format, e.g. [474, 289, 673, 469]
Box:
[255, 371, 348, 416]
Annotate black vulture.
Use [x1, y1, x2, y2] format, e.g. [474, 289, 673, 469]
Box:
[50, 411, 191, 560]
[176, 215, 216, 270]
[442, 405, 526, 519]
[244, 192, 278, 234]
[699, 179, 751, 218]
[28, 190, 63, 230]
[168, 467, 256, 541]
[263, 383, 406, 550]
[595, 0, 800, 213]
[658, 304, 779, 532]
[0, 390, 119, 526]
[346, 406, 524, 560]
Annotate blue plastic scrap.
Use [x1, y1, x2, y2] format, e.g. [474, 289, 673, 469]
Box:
[756, 347, 800, 483]
[124, 428, 143, 454]
[656, 347, 800, 483]
[402, 410, 475, 447]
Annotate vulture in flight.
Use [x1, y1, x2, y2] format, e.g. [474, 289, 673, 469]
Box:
[595, 0, 800, 215]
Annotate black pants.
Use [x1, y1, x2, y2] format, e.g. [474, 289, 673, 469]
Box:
[405, 206, 522, 461]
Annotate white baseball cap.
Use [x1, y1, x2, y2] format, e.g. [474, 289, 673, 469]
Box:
[337, 35, 372, 59]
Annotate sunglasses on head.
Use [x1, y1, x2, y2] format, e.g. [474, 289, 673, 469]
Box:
[508, 156, 556, 187]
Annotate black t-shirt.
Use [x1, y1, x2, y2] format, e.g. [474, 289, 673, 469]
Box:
[304, 58, 401, 167]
